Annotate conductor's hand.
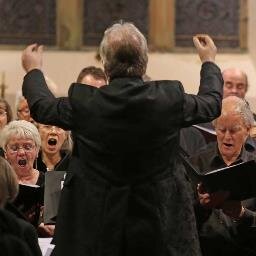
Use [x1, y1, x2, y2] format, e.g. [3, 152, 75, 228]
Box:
[22, 44, 43, 73]
[193, 34, 217, 63]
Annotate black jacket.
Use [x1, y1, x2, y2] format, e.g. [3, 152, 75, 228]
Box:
[190, 143, 256, 256]
[23, 61, 223, 256]
[36, 150, 71, 173]
[0, 208, 42, 256]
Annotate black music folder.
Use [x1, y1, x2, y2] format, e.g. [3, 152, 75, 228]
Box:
[13, 184, 44, 226]
[44, 171, 66, 224]
[14, 184, 44, 213]
[185, 159, 256, 201]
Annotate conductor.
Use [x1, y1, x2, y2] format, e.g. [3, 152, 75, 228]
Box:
[22, 22, 223, 256]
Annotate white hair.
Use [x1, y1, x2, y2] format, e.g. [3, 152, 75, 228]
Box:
[213, 96, 254, 127]
[0, 120, 41, 151]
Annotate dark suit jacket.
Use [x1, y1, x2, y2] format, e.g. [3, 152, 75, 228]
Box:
[190, 143, 256, 256]
[0, 208, 42, 256]
[22, 62, 223, 256]
[180, 127, 207, 157]
[36, 150, 71, 173]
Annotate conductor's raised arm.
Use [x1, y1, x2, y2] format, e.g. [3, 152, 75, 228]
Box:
[22, 44, 44, 73]
[182, 34, 223, 126]
[193, 34, 217, 63]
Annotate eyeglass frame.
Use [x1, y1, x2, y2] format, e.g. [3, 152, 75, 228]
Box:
[39, 125, 64, 133]
[6, 143, 36, 154]
[0, 109, 7, 117]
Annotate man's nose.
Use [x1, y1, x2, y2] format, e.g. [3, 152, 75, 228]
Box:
[230, 87, 238, 94]
[224, 130, 232, 139]
[17, 147, 26, 154]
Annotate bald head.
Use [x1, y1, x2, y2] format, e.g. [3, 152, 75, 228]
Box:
[77, 66, 107, 88]
[222, 68, 248, 98]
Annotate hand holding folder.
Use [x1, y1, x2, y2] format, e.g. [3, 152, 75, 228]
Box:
[13, 184, 44, 226]
[197, 183, 230, 209]
[185, 159, 256, 201]
[197, 183, 244, 218]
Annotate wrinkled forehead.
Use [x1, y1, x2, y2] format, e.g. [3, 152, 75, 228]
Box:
[7, 135, 35, 144]
[81, 75, 106, 87]
[216, 112, 245, 126]
[18, 99, 29, 109]
[223, 69, 247, 85]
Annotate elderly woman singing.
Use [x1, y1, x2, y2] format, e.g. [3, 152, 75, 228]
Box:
[0, 120, 53, 236]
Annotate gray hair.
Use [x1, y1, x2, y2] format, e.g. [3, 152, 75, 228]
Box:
[15, 94, 25, 112]
[61, 130, 73, 151]
[213, 96, 254, 127]
[0, 157, 18, 207]
[0, 120, 41, 151]
[99, 21, 148, 79]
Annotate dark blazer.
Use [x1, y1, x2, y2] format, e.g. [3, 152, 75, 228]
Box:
[23, 62, 223, 256]
[190, 143, 256, 256]
[36, 150, 71, 173]
[180, 127, 207, 157]
[0, 208, 42, 256]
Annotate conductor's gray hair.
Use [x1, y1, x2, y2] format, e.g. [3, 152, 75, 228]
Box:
[99, 21, 148, 79]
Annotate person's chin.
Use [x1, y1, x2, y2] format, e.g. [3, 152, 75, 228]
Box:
[221, 146, 234, 155]
[45, 147, 58, 154]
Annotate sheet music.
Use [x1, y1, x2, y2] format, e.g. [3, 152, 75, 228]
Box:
[19, 183, 40, 188]
[193, 124, 216, 135]
[205, 161, 245, 175]
[39, 238, 55, 256]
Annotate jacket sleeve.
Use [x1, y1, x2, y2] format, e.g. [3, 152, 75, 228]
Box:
[23, 223, 42, 256]
[22, 69, 73, 130]
[182, 61, 224, 127]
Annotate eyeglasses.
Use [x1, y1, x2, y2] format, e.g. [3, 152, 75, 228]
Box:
[18, 108, 30, 115]
[6, 143, 35, 154]
[0, 109, 6, 117]
[39, 125, 64, 133]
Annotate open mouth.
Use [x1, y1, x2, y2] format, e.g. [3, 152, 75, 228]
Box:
[48, 138, 57, 146]
[223, 143, 233, 148]
[18, 159, 27, 166]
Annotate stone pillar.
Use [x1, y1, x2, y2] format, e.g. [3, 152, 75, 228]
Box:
[239, 0, 248, 50]
[57, 0, 83, 50]
[149, 0, 175, 50]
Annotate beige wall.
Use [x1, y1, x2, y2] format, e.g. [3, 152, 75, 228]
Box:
[248, 0, 256, 67]
[1, 49, 256, 115]
[246, 0, 256, 111]
[2, 0, 256, 115]
[1, 1, 256, 116]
